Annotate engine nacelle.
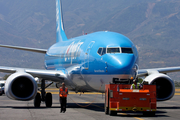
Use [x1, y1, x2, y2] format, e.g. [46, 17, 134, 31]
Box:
[5, 72, 37, 101]
[144, 73, 175, 101]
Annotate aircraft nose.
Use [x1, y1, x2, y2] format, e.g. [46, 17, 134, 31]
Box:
[107, 54, 135, 74]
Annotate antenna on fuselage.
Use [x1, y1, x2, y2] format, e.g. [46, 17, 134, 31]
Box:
[56, 0, 68, 42]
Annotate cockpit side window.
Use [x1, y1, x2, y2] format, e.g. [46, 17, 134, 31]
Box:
[98, 48, 102, 56]
[102, 48, 106, 55]
[107, 48, 120, 53]
[97, 47, 106, 56]
[121, 48, 133, 54]
[97, 48, 102, 56]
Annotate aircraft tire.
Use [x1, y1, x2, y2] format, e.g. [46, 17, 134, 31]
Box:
[34, 93, 41, 107]
[45, 93, 52, 107]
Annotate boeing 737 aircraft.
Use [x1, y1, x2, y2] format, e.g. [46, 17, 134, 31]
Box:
[0, 0, 180, 107]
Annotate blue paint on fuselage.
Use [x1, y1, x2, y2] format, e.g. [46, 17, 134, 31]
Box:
[45, 31, 138, 77]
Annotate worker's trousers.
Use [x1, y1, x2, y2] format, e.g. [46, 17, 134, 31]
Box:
[60, 97, 67, 112]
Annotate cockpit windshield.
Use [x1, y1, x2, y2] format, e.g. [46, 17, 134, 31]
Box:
[121, 48, 133, 53]
[107, 48, 120, 53]
[97, 47, 133, 56]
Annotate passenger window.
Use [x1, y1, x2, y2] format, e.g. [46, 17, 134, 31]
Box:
[97, 48, 102, 55]
[121, 48, 133, 54]
[107, 48, 120, 53]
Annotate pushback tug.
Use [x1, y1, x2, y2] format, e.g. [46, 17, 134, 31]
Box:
[105, 80, 156, 116]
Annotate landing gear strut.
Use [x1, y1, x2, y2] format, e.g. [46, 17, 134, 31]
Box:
[34, 79, 53, 107]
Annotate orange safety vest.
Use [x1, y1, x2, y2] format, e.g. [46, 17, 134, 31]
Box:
[59, 87, 68, 97]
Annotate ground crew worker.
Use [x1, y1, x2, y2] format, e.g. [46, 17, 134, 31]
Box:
[59, 82, 68, 113]
[130, 79, 142, 89]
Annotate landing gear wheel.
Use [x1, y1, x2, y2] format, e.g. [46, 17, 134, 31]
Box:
[34, 93, 41, 107]
[45, 93, 52, 107]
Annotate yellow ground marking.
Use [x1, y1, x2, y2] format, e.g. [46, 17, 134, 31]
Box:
[175, 93, 180, 95]
[83, 102, 90, 103]
[134, 117, 144, 120]
[46, 89, 59, 90]
[119, 113, 128, 115]
[119, 113, 144, 120]
[175, 89, 180, 92]
[74, 102, 92, 104]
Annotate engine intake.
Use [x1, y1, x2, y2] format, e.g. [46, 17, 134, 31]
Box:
[5, 72, 37, 101]
[144, 73, 175, 101]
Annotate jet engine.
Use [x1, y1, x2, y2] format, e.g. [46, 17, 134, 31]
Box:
[144, 73, 175, 101]
[5, 72, 37, 101]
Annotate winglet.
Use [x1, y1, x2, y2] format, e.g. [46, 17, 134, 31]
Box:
[56, 0, 68, 42]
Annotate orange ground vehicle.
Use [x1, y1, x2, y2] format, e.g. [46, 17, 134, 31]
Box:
[105, 84, 156, 116]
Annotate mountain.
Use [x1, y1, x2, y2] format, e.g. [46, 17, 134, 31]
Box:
[0, 0, 180, 80]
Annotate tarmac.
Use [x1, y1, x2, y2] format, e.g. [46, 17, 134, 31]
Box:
[0, 88, 180, 120]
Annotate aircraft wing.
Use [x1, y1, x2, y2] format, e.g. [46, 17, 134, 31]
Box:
[138, 66, 180, 77]
[0, 44, 47, 54]
[0, 66, 67, 82]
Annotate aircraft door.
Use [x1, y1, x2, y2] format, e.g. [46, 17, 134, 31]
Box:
[84, 41, 95, 70]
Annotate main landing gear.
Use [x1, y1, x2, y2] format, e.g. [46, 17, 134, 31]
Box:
[34, 79, 53, 107]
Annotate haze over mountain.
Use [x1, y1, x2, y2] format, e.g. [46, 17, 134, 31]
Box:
[0, 0, 180, 80]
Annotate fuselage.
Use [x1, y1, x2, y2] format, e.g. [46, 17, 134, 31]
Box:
[45, 31, 138, 92]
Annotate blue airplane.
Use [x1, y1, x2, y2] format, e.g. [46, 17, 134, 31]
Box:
[0, 0, 180, 107]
